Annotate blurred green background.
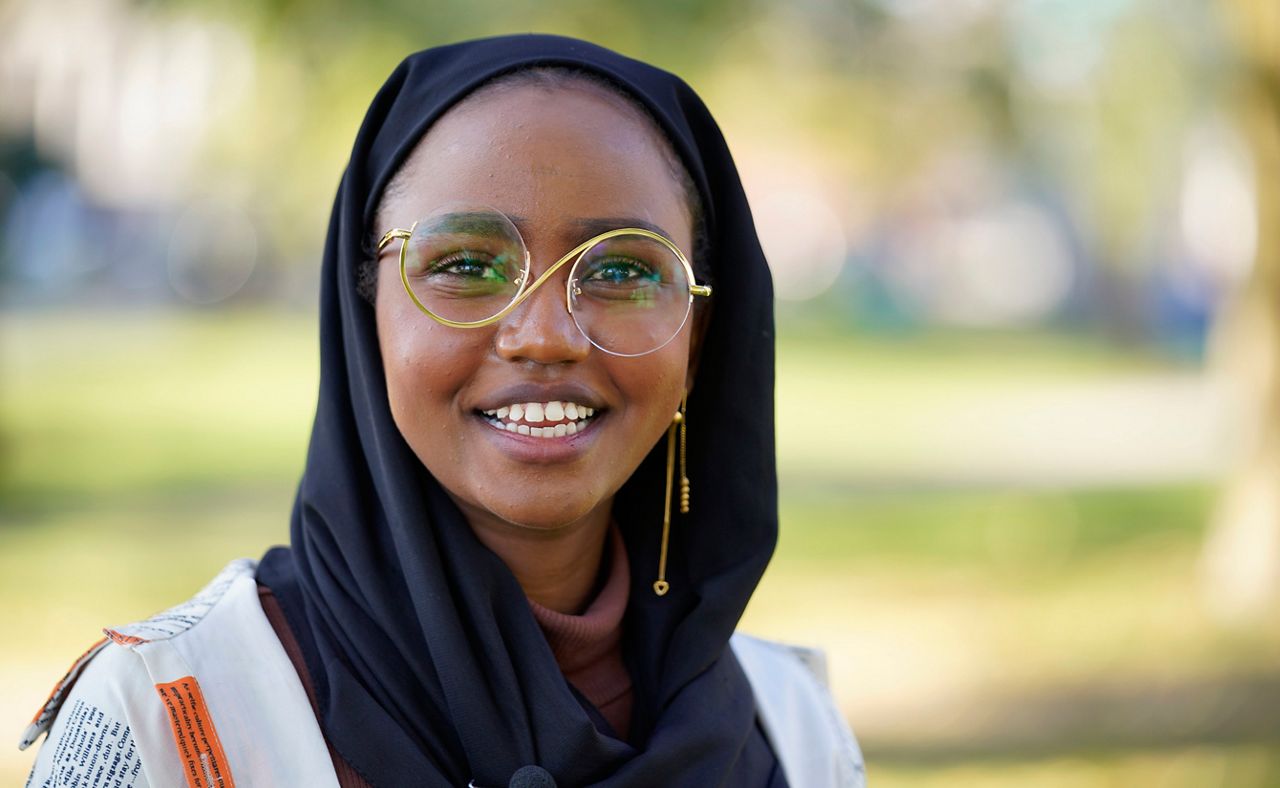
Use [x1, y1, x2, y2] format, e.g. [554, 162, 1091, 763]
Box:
[3, 0, 1279, 786]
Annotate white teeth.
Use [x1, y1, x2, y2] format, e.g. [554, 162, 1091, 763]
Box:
[488, 416, 592, 437]
[484, 400, 598, 436]
[490, 401, 595, 424]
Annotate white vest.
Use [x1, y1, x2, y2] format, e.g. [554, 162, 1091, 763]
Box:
[20, 560, 866, 787]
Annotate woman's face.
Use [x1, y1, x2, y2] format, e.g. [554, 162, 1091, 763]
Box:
[374, 84, 698, 534]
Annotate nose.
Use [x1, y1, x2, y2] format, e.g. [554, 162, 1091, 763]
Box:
[493, 262, 591, 365]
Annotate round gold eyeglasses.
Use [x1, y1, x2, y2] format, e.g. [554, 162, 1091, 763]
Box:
[377, 207, 712, 357]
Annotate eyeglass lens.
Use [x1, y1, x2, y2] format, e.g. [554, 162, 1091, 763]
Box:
[403, 209, 693, 356]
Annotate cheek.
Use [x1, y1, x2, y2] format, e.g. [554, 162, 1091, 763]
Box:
[610, 337, 692, 432]
[376, 301, 483, 439]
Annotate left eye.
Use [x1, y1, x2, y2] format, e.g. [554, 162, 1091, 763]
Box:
[427, 251, 508, 280]
[583, 257, 658, 283]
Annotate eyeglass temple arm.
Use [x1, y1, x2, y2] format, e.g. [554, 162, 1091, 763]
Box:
[378, 228, 411, 251]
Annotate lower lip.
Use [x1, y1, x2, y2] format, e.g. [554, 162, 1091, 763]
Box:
[474, 413, 602, 463]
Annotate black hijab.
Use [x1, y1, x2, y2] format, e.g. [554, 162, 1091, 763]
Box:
[258, 33, 779, 787]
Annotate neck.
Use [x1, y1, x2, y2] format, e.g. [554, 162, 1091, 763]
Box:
[456, 500, 612, 614]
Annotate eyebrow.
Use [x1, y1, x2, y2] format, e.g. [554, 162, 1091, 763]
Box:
[507, 215, 676, 244]
[571, 217, 674, 240]
[435, 212, 518, 235]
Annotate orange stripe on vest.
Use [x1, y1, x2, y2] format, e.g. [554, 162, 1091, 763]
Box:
[155, 676, 237, 788]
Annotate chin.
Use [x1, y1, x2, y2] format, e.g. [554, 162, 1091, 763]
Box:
[481, 494, 607, 533]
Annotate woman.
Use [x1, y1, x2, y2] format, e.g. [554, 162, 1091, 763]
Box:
[21, 34, 864, 787]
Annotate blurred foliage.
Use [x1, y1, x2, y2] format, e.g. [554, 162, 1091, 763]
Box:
[7, 0, 1225, 250]
[0, 0, 1248, 345]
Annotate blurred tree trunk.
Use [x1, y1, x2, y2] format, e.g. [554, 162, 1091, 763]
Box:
[1201, 1, 1280, 620]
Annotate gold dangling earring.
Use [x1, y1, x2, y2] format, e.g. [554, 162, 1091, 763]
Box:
[679, 391, 690, 515]
[654, 393, 690, 596]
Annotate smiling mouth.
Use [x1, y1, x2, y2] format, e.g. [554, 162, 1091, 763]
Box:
[479, 400, 600, 438]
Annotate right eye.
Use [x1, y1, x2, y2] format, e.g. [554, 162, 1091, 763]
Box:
[421, 251, 508, 282]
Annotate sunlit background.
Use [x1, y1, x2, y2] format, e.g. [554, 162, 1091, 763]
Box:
[3, 0, 1278, 785]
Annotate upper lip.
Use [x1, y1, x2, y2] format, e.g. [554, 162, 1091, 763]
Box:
[472, 382, 607, 413]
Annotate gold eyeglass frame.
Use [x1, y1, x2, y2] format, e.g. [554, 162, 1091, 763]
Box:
[377, 215, 712, 357]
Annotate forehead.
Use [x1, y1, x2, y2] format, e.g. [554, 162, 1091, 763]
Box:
[381, 85, 692, 250]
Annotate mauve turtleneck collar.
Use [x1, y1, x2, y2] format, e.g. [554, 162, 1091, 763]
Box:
[527, 524, 633, 741]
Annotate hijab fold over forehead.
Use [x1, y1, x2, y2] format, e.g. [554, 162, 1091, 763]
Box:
[257, 33, 779, 787]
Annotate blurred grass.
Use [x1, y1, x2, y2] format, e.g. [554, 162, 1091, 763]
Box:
[2, 310, 1277, 786]
[1, 309, 316, 505]
[868, 744, 1280, 787]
